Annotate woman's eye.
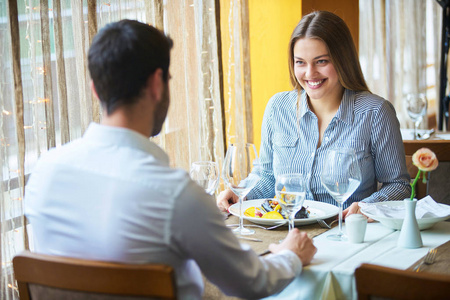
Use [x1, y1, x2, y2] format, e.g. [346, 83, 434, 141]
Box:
[317, 60, 328, 65]
[295, 60, 305, 65]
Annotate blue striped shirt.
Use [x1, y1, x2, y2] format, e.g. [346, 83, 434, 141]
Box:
[247, 89, 411, 208]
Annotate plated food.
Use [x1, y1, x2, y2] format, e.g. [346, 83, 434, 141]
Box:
[244, 199, 310, 220]
[229, 199, 340, 226]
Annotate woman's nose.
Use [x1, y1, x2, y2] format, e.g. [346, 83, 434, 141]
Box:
[305, 64, 316, 77]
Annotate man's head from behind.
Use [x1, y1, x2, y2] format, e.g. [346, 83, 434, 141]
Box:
[88, 19, 173, 119]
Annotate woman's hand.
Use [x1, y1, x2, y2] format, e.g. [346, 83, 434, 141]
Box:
[216, 189, 239, 212]
[343, 202, 374, 222]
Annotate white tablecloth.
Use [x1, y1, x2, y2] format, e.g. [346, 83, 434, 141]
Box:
[263, 221, 450, 300]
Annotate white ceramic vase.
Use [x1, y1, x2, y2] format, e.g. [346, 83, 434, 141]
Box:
[398, 198, 423, 248]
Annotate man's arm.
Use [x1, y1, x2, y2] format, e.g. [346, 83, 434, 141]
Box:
[173, 181, 316, 299]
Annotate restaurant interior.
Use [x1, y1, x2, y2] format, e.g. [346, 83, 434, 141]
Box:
[1, 0, 450, 299]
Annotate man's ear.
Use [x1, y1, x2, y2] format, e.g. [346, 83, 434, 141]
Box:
[147, 69, 164, 102]
[91, 80, 100, 100]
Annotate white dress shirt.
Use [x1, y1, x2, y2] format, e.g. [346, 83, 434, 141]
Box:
[25, 123, 302, 300]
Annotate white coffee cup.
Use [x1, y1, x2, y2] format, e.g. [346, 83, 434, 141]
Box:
[345, 214, 367, 243]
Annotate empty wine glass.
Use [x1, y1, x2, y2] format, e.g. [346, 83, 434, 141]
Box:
[275, 173, 306, 232]
[222, 143, 261, 235]
[189, 161, 220, 195]
[321, 148, 361, 241]
[405, 93, 427, 140]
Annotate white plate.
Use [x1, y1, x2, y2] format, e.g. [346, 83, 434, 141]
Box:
[228, 199, 339, 226]
[360, 201, 450, 230]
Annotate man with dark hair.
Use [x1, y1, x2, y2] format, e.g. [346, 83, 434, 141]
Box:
[25, 20, 316, 299]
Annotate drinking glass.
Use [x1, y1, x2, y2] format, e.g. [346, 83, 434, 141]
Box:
[189, 161, 220, 195]
[320, 148, 361, 241]
[404, 93, 427, 140]
[222, 143, 261, 235]
[275, 173, 306, 232]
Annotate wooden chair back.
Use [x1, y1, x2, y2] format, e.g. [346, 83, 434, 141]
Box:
[403, 140, 450, 161]
[13, 251, 176, 300]
[355, 263, 450, 300]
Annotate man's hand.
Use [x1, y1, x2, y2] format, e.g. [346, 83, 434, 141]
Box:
[268, 229, 317, 266]
[343, 202, 374, 222]
[216, 189, 239, 212]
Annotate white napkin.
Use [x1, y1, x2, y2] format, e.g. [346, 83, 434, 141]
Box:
[358, 196, 450, 219]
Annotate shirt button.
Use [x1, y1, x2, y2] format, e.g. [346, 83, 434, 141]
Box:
[325, 136, 329, 142]
[311, 152, 314, 157]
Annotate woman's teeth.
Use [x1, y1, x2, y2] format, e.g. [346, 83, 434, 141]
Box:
[308, 80, 324, 86]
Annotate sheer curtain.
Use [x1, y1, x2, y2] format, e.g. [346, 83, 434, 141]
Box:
[359, 0, 442, 130]
[220, 0, 253, 147]
[1, 0, 226, 298]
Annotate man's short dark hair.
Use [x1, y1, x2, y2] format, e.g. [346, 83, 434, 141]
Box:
[88, 19, 173, 114]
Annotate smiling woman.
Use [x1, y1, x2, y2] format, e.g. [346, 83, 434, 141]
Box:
[217, 11, 411, 217]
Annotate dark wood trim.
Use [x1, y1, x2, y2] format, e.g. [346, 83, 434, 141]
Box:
[403, 140, 450, 162]
[241, 0, 253, 144]
[215, 0, 227, 154]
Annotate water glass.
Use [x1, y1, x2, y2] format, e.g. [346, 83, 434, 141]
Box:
[321, 148, 362, 241]
[404, 93, 427, 140]
[190, 161, 219, 195]
[275, 173, 306, 232]
[222, 143, 260, 235]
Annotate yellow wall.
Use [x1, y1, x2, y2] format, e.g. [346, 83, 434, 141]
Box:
[248, 0, 302, 152]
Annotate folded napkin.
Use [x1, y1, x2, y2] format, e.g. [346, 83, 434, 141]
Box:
[359, 196, 450, 219]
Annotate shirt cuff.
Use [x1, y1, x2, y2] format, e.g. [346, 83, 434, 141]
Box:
[274, 249, 303, 276]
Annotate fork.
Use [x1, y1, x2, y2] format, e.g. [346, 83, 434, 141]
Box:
[227, 222, 287, 230]
[317, 219, 337, 229]
[425, 248, 437, 264]
[415, 248, 437, 272]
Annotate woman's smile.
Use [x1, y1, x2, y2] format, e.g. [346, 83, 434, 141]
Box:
[305, 79, 326, 89]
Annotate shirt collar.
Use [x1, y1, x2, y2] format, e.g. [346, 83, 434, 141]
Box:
[83, 123, 170, 165]
[298, 90, 309, 119]
[298, 89, 355, 126]
[334, 89, 355, 126]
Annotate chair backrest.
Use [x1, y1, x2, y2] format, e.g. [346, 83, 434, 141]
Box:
[403, 140, 450, 204]
[355, 263, 450, 300]
[403, 140, 450, 162]
[13, 251, 176, 300]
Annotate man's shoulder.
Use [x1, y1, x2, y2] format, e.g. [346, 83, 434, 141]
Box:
[35, 138, 84, 165]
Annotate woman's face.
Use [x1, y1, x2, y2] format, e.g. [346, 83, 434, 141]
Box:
[293, 38, 343, 103]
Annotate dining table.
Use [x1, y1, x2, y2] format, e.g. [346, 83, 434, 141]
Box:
[202, 215, 450, 300]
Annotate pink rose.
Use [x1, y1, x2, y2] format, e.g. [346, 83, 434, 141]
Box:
[412, 148, 439, 172]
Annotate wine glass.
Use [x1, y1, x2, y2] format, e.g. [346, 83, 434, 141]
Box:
[222, 143, 261, 235]
[404, 93, 427, 140]
[189, 161, 220, 195]
[275, 173, 306, 232]
[320, 148, 362, 241]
